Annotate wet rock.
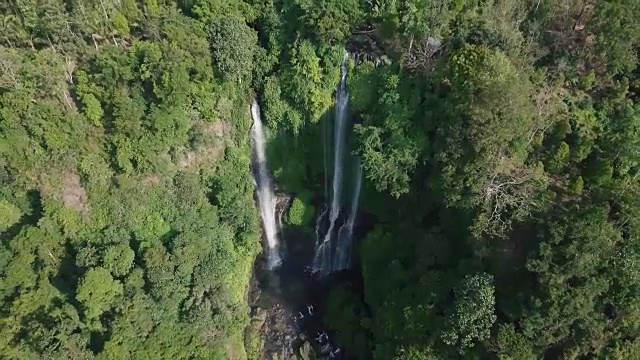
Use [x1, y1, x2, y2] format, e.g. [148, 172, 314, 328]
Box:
[347, 31, 388, 66]
[247, 265, 262, 305]
[297, 341, 315, 360]
[259, 303, 299, 359]
[275, 192, 293, 228]
[244, 308, 267, 360]
[320, 343, 332, 355]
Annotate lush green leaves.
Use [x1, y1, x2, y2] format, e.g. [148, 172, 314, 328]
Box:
[286, 196, 314, 226]
[77, 267, 124, 322]
[103, 243, 135, 278]
[354, 67, 424, 197]
[442, 273, 497, 352]
[295, 0, 364, 44]
[2, 0, 640, 359]
[280, 40, 336, 124]
[0, 2, 260, 358]
[0, 199, 21, 229]
[209, 16, 258, 82]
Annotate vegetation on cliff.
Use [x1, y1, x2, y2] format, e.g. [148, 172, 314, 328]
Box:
[1, 0, 640, 359]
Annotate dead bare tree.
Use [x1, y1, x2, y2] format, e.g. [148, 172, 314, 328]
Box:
[43, 37, 76, 110]
[473, 156, 547, 238]
[527, 82, 569, 145]
[0, 48, 20, 89]
[400, 36, 443, 73]
[545, 0, 596, 55]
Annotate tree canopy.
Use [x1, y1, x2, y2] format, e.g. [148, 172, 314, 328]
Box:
[2, 0, 640, 359]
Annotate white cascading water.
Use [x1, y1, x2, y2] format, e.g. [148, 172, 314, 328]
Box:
[313, 53, 362, 275]
[250, 100, 281, 269]
[334, 162, 363, 271]
[326, 55, 350, 239]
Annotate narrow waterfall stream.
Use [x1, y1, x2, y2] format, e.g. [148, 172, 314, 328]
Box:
[313, 53, 363, 276]
[250, 100, 282, 269]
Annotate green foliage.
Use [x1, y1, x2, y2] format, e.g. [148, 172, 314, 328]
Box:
[494, 324, 536, 360]
[442, 273, 497, 352]
[354, 69, 424, 197]
[76, 267, 124, 321]
[0, 199, 21, 229]
[360, 226, 459, 358]
[592, 0, 640, 75]
[2, 0, 640, 359]
[546, 141, 570, 173]
[281, 40, 335, 124]
[209, 16, 258, 82]
[0, 3, 259, 358]
[392, 345, 439, 360]
[569, 176, 584, 195]
[348, 61, 377, 113]
[325, 287, 371, 359]
[261, 75, 309, 133]
[103, 243, 135, 278]
[112, 12, 130, 36]
[286, 196, 314, 226]
[522, 205, 626, 354]
[244, 315, 266, 360]
[433, 43, 544, 237]
[587, 158, 614, 186]
[334, 2, 640, 357]
[295, 0, 364, 44]
[81, 93, 104, 125]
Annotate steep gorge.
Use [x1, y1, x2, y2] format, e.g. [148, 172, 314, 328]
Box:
[248, 53, 368, 359]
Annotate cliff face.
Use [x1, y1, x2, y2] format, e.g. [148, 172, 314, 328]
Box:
[276, 192, 294, 229]
[245, 190, 300, 360]
[347, 31, 392, 66]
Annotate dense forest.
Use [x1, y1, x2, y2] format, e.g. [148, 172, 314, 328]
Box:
[1, 0, 639, 359]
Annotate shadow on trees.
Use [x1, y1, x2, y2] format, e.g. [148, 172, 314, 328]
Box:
[0, 190, 43, 242]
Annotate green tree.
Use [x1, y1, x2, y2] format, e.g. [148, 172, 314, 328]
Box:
[442, 273, 497, 352]
[209, 16, 258, 82]
[81, 93, 104, 125]
[546, 141, 570, 173]
[354, 70, 424, 197]
[348, 61, 378, 113]
[569, 176, 584, 195]
[286, 197, 314, 226]
[0, 199, 21, 229]
[76, 267, 124, 321]
[433, 44, 544, 237]
[112, 12, 130, 36]
[103, 243, 135, 277]
[325, 287, 371, 359]
[524, 206, 621, 352]
[493, 324, 536, 360]
[280, 40, 334, 124]
[0, 2, 260, 358]
[295, 0, 364, 43]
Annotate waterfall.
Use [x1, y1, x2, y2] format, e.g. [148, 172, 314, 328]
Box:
[334, 162, 363, 271]
[313, 53, 361, 275]
[250, 100, 281, 269]
[321, 57, 349, 243]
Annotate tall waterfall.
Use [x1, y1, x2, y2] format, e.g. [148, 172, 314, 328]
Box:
[312, 53, 362, 275]
[250, 100, 281, 269]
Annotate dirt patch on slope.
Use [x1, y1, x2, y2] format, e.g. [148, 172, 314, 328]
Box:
[142, 174, 161, 186]
[178, 120, 231, 171]
[62, 172, 89, 213]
